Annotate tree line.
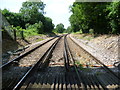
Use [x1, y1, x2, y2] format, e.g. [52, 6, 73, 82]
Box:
[1, 1, 55, 34]
[2, 1, 119, 35]
[1, 1, 66, 36]
[68, 2, 120, 34]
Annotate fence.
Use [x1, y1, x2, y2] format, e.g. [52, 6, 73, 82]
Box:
[1, 12, 14, 39]
[0, 12, 24, 40]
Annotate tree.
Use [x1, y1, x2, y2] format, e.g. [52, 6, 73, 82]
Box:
[1, 0, 57, 34]
[69, 2, 110, 34]
[1, 9, 23, 27]
[106, 2, 120, 34]
[20, 1, 45, 27]
[64, 26, 73, 33]
[55, 23, 65, 33]
[43, 17, 54, 32]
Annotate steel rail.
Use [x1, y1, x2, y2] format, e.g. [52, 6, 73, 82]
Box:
[69, 36, 120, 80]
[1, 37, 56, 69]
[64, 35, 85, 89]
[63, 35, 70, 71]
[13, 36, 62, 90]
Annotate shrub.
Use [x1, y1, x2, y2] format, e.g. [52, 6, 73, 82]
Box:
[26, 21, 44, 34]
[89, 29, 94, 34]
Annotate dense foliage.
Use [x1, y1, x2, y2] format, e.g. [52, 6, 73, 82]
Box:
[1, 1, 120, 35]
[1, 9, 23, 27]
[69, 2, 120, 34]
[1, 0, 54, 35]
[64, 26, 72, 33]
[54, 23, 65, 33]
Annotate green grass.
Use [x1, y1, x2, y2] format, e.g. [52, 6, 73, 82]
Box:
[73, 33, 95, 41]
[23, 29, 46, 38]
[24, 29, 39, 38]
[75, 61, 91, 71]
[36, 38, 44, 42]
[75, 61, 83, 69]
[84, 36, 94, 41]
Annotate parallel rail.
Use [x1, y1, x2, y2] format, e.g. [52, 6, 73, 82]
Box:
[2, 34, 120, 89]
[63, 35, 70, 71]
[69, 36, 120, 80]
[64, 35, 85, 89]
[68, 35, 120, 89]
[12, 36, 62, 90]
[1, 37, 56, 69]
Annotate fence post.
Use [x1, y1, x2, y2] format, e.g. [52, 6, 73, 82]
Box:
[21, 31, 24, 40]
[13, 29, 16, 41]
[0, 11, 2, 90]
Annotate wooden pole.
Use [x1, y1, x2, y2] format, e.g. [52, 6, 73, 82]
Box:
[13, 29, 16, 41]
[0, 11, 2, 90]
[21, 31, 24, 40]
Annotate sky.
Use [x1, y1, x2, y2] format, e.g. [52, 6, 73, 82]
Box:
[0, 0, 75, 28]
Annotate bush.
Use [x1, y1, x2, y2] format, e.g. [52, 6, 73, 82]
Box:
[89, 29, 94, 34]
[24, 29, 38, 37]
[79, 29, 83, 34]
[26, 22, 44, 34]
[12, 26, 38, 38]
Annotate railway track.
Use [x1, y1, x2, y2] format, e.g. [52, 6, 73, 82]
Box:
[2, 34, 120, 89]
[1, 37, 57, 69]
[67, 35, 120, 89]
[2, 36, 60, 89]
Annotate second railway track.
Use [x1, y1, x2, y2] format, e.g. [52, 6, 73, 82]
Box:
[2, 34, 120, 90]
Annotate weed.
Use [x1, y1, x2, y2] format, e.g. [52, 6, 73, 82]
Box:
[75, 61, 84, 69]
[36, 38, 44, 42]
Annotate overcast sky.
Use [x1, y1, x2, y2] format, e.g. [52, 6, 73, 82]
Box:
[0, 0, 75, 28]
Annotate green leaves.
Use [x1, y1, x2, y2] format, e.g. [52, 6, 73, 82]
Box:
[43, 17, 54, 33]
[1, 0, 54, 34]
[20, 1, 45, 25]
[26, 21, 44, 34]
[106, 2, 120, 34]
[19, 1, 54, 33]
[69, 2, 120, 34]
[1, 9, 22, 27]
[54, 23, 65, 33]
